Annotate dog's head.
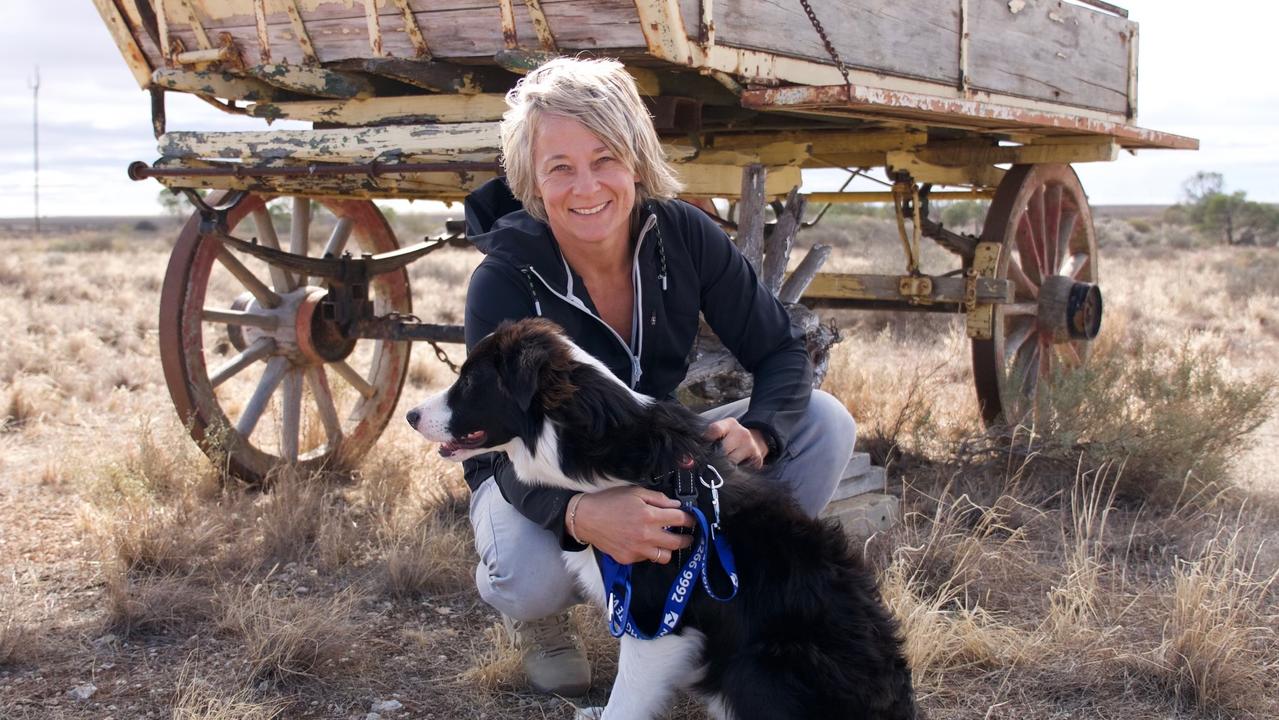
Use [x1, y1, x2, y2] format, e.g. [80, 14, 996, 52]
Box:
[406, 318, 586, 462]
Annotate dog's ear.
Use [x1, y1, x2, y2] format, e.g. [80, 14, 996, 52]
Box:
[504, 338, 550, 412]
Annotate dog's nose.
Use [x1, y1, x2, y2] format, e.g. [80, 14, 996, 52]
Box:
[405, 409, 420, 429]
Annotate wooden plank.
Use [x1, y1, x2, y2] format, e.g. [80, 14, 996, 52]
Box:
[246, 93, 509, 124]
[802, 273, 1012, 304]
[917, 139, 1119, 166]
[363, 0, 385, 57]
[676, 163, 800, 199]
[762, 188, 805, 294]
[247, 62, 374, 99]
[283, 0, 319, 63]
[682, 0, 960, 84]
[390, 0, 431, 58]
[968, 0, 1133, 114]
[157, 123, 501, 163]
[152, 67, 283, 101]
[91, 0, 154, 88]
[778, 244, 831, 303]
[252, 0, 271, 62]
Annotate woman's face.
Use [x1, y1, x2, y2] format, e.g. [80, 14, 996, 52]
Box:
[532, 114, 638, 257]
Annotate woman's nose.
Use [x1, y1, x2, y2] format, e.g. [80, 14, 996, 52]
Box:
[572, 167, 600, 194]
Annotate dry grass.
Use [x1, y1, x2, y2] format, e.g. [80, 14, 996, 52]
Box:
[3, 213, 1278, 718]
[219, 587, 368, 687]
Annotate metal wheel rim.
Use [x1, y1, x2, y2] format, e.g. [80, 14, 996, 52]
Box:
[972, 164, 1098, 426]
[159, 193, 411, 483]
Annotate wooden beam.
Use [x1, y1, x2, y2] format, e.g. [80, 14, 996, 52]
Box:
[152, 68, 282, 102]
[362, 0, 384, 57]
[252, 0, 271, 63]
[90, 0, 153, 88]
[886, 151, 1005, 188]
[735, 164, 767, 272]
[332, 58, 515, 95]
[157, 123, 501, 163]
[283, 0, 319, 64]
[801, 273, 1012, 305]
[917, 140, 1119, 166]
[762, 188, 806, 294]
[524, 0, 559, 53]
[247, 63, 374, 99]
[246, 94, 509, 124]
[676, 163, 801, 199]
[147, 159, 496, 202]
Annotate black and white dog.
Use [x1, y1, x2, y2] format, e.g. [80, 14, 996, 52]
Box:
[408, 319, 915, 720]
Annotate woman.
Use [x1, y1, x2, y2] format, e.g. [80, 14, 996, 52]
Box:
[459, 57, 856, 696]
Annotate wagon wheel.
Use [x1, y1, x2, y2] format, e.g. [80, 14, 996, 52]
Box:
[972, 164, 1101, 426]
[159, 193, 411, 483]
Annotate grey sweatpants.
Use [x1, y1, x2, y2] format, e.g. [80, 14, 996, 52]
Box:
[467, 390, 857, 621]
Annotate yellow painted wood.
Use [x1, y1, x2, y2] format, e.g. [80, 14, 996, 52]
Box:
[91, 0, 153, 88]
[153, 68, 282, 101]
[246, 94, 509, 124]
[158, 123, 501, 163]
[806, 190, 993, 204]
[675, 164, 802, 198]
[886, 151, 1006, 188]
[918, 140, 1119, 166]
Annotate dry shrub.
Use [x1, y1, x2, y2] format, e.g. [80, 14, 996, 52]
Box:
[1149, 528, 1278, 714]
[95, 421, 222, 502]
[356, 451, 415, 520]
[0, 603, 38, 667]
[457, 622, 523, 691]
[1, 377, 49, 431]
[109, 501, 229, 577]
[1046, 464, 1119, 636]
[1037, 335, 1275, 505]
[103, 573, 216, 637]
[256, 474, 334, 564]
[219, 587, 367, 686]
[172, 675, 286, 720]
[382, 499, 472, 600]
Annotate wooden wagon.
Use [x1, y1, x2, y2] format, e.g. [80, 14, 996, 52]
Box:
[94, 0, 1196, 482]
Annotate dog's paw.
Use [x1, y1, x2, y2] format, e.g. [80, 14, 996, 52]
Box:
[573, 706, 604, 720]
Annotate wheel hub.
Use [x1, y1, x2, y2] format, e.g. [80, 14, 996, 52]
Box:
[1037, 275, 1103, 343]
[227, 286, 357, 366]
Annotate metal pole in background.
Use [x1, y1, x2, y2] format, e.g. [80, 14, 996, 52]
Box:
[29, 66, 40, 235]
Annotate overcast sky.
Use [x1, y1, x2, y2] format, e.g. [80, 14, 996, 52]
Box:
[0, 0, 1275, 217]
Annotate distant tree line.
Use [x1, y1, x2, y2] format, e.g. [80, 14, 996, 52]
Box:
[1167, 171, 1278, 246]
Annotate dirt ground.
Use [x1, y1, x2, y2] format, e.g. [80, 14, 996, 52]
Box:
[0, 210, 1276, 719]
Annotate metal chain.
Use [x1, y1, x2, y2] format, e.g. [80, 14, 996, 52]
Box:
[428, 339, 460, 375]
[798, 0, 851, 87]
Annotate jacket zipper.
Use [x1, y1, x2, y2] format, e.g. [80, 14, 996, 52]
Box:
[522, 213, 659, 390]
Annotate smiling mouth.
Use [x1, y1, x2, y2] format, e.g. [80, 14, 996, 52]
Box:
[438, 430, 488, 458]
[570, 201, 608, 216]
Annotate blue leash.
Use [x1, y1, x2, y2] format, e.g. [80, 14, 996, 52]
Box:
[598, 467, 738, 640]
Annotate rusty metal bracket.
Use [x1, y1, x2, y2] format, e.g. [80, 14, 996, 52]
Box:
[182, 188, 248, 235]
[898, 275, 933, 302]
[965, 241, 1002, 340]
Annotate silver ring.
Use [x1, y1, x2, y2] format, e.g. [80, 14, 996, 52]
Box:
[655, 549, 666, 563]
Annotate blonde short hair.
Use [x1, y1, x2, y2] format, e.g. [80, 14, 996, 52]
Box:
[500, 57, 683, 222]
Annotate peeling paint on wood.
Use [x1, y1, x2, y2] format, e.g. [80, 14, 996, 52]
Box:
[158, 122, 501, 163]
[249, 62, 373, 98]
[245, 93, 508, 124]
[91, 0, 153, 87]
[153, 67, 281, 101]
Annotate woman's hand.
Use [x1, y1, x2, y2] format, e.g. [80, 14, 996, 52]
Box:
[705, 418, 768, 469]
[568, 486, 694, 564]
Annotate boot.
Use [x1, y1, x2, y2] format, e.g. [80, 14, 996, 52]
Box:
[504, 611, 591, 696]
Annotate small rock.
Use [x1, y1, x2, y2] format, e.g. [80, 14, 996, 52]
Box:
[68, 683, 97, 701]
[365, 714, 382, 720]
[371, 699, 403, 713]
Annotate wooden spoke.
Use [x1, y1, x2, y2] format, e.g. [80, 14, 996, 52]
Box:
[290, 197, 311, 260]
[251, 208, 294, 292]
[1003, 302, 1038, 316]
[1038, 338, 1052, 389]
[1006, 259, 1040, 300]
[202, 308, 278, 329]
[1009, 338, 1039, 398]
[236, 356, 289, 438]
[280, 369, 303, 462]
[1014, 215, 1044, 285]
[331, 360, 376, 399]
[305, 366, 344, 444]
[1029, 187, 1048, 274]
[1057, 341, 1083, 367]
[216, 245, 281, 309]
[321, 217, 354, 259]
[1004, 317, 1036, 362]
[1061, 252, 1089, 279]
[209, 337, 276, 388]
[1043, 184, 1063, 276]
[1056, 206, 1078, 274]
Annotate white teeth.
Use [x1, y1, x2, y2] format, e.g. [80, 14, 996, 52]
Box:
[570, 202, 608, 216]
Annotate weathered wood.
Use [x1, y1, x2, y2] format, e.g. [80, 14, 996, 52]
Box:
[735, 164, 766, 273]
[148, 158, 497, 201]
[778, 244, 832, 304]
[523, 0, 559, 52]
[676, 163, 800, 200]
[968, 0, 1132, 114]
[390, 0, 431, 58]
[246, 93, 508, 124]
[90, 0, 153, 88]
[801, 273, 1013, 305]
[331, 58, 516, 95]
[247, 63, 374, 99]
[917, 139, 1120, 167]
[362, 0, 385, 57]
[762, 188, 806, 295]
[283, 0, 319, 64]
[158, 123, 500, 163]
[152, 68, 283, 101]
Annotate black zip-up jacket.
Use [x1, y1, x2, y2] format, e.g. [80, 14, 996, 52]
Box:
[460, 178, 813, 549]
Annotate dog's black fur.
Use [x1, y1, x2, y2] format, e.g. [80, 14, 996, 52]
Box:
[426, 319, 916, 719]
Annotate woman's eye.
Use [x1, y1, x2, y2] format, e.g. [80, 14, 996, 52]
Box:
[595, 156, 616, 166]
[551, 164, 571, 173]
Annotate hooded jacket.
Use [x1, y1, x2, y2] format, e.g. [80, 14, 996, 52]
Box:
[460, 178, 813, 549]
